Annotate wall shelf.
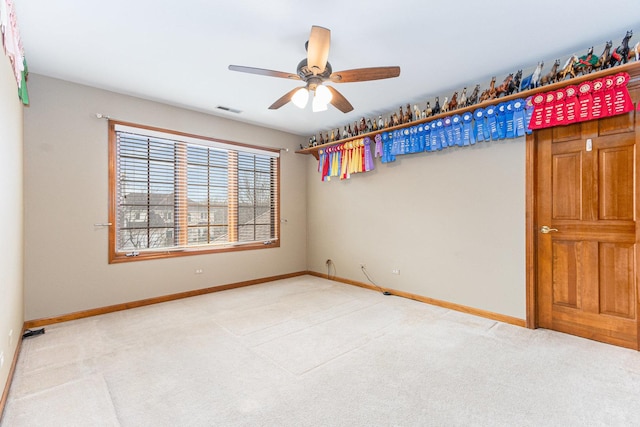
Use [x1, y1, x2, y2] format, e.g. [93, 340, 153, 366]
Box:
[296, 61, 640, 160]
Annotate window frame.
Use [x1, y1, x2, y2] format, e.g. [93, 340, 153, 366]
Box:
[108, 120, 280, 263]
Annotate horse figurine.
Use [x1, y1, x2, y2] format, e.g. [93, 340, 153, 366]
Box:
[479, 77, 496, 102]
[432, 97, 441, 115]
[448, 92, 458, 111]
[458, 87, 467, 109]
[413, 104, 421, 121]
[467, 84, 480, 107]
[520, 61, 544, 90]
[424, 101, 433, 117]
[595, 41, 613, 71]
[574, 47, 598, 75]
[609, 30, 633, 68]
[540, 60, 560, 86]
[506, 70, 522, 95]
[441, 96, 449, 113]
[494, 74, 513, 97]
[557, 55, 578, 81]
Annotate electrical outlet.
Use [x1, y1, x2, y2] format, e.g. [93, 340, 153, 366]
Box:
[0, 351, 4, 369]
[195, 269, 203, 274]
[392, 269, 401, 275]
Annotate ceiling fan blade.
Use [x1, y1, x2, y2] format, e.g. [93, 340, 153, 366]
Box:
[325, 86, 353, 113]
[307, 26, 331, 75]
[228, 65, 300, 80]
[268, 87, 304, 110]
[329, 66, 401, 83]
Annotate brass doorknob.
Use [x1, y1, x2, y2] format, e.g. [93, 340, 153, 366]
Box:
[540, 225, 559, 234]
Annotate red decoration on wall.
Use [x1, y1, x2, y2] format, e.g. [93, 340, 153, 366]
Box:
[554, 89, 567, 126]
[577, 81, 593, 122]
[529, 94, 546, 130]
[564, 86, 579, 124]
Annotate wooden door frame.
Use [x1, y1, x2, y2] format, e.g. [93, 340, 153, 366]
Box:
[525, 63, 640, 333]
[525, 132, 538, 329]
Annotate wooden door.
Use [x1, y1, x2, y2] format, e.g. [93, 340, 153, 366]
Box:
[535, 111, 639, 349]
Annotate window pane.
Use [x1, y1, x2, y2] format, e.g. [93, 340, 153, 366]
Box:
[210, 225, 228, 242]
[188, 227, 209, 245]
[211, 206, 227, 225]
[255, 225, 272, 240]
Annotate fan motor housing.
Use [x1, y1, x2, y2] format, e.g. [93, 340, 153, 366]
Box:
[297, 59, 332, 85]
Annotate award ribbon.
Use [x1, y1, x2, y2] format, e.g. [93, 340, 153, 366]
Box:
[524, 96, 534, 134]
[513, 99, 526, 137]
[417, 124, 426, 152]
[603, 76, 615, 117]
[363, 137, 374, 172]
[542, 92, 556, 127]
[528, 94, 545, 130]
[564, 85, 578, 124]
[577, 81, 593, 122]
[409, 126, 418, 153]
[443, 117, 454, 147]
[431, 121, 441, 151]
[497, 103, 507, 140]
[402, 128, 411, 154]
[423, 122, 432, 152]
[462, 112, 475, 145]
[553, 89, 566, 126]
[474, 108, 489, 142]
[436, 119, 447, 149]
[590, 79, 605, 120]
[505, 101, 515, 139]
[486, 106, 500, 140]
[451, 115, 463, 146]
[374, 133, 383, 158]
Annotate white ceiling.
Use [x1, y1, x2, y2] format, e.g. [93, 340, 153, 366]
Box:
[14, 0, 640, 137]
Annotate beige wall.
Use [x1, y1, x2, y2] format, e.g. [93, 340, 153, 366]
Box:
[23, 75, 308, 320]
[0, 58, 24, 394]
[23, 73, 526, 323]
[306, 138, 527, 319]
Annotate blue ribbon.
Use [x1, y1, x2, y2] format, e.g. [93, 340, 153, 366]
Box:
[423, 123, 432, 151]
[409, 126, 418, 153]
[451, 115, 463, 146]
[402, 128, 410, 154]
[524, 97, 534, 135]
[381, 131, 396, 163]
[513, 99, 526, 137]
[436, 119, 447, 149]
[486, 106, 500, 140]
[443, 117, 454, 147]
[390, 130, 400, 155]
[462, 112, 475, 145]
[430, 122, 441, 151]
[417, 124, 426, 152]
[505, 101, 515, 139]
[474, 108, 489, 142]
[497, 103, 507, 140]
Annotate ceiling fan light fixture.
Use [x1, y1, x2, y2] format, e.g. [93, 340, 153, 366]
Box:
[315, 84, 332, 105]
[312, 95, 328, 112]
[291, 87, 309, 108]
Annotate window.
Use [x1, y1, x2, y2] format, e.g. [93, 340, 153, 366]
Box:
[108, 121, 280, 263]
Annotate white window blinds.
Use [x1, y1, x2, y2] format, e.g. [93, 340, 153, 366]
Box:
[113, 124, 279, 256]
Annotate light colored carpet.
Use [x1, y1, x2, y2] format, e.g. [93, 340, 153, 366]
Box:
[2, 275, 640, 426]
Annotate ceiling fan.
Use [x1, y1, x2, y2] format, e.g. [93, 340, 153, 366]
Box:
[228, 26, 401, 113]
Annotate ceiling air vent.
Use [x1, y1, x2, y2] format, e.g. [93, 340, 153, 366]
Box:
[216, 105, 242, 114]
